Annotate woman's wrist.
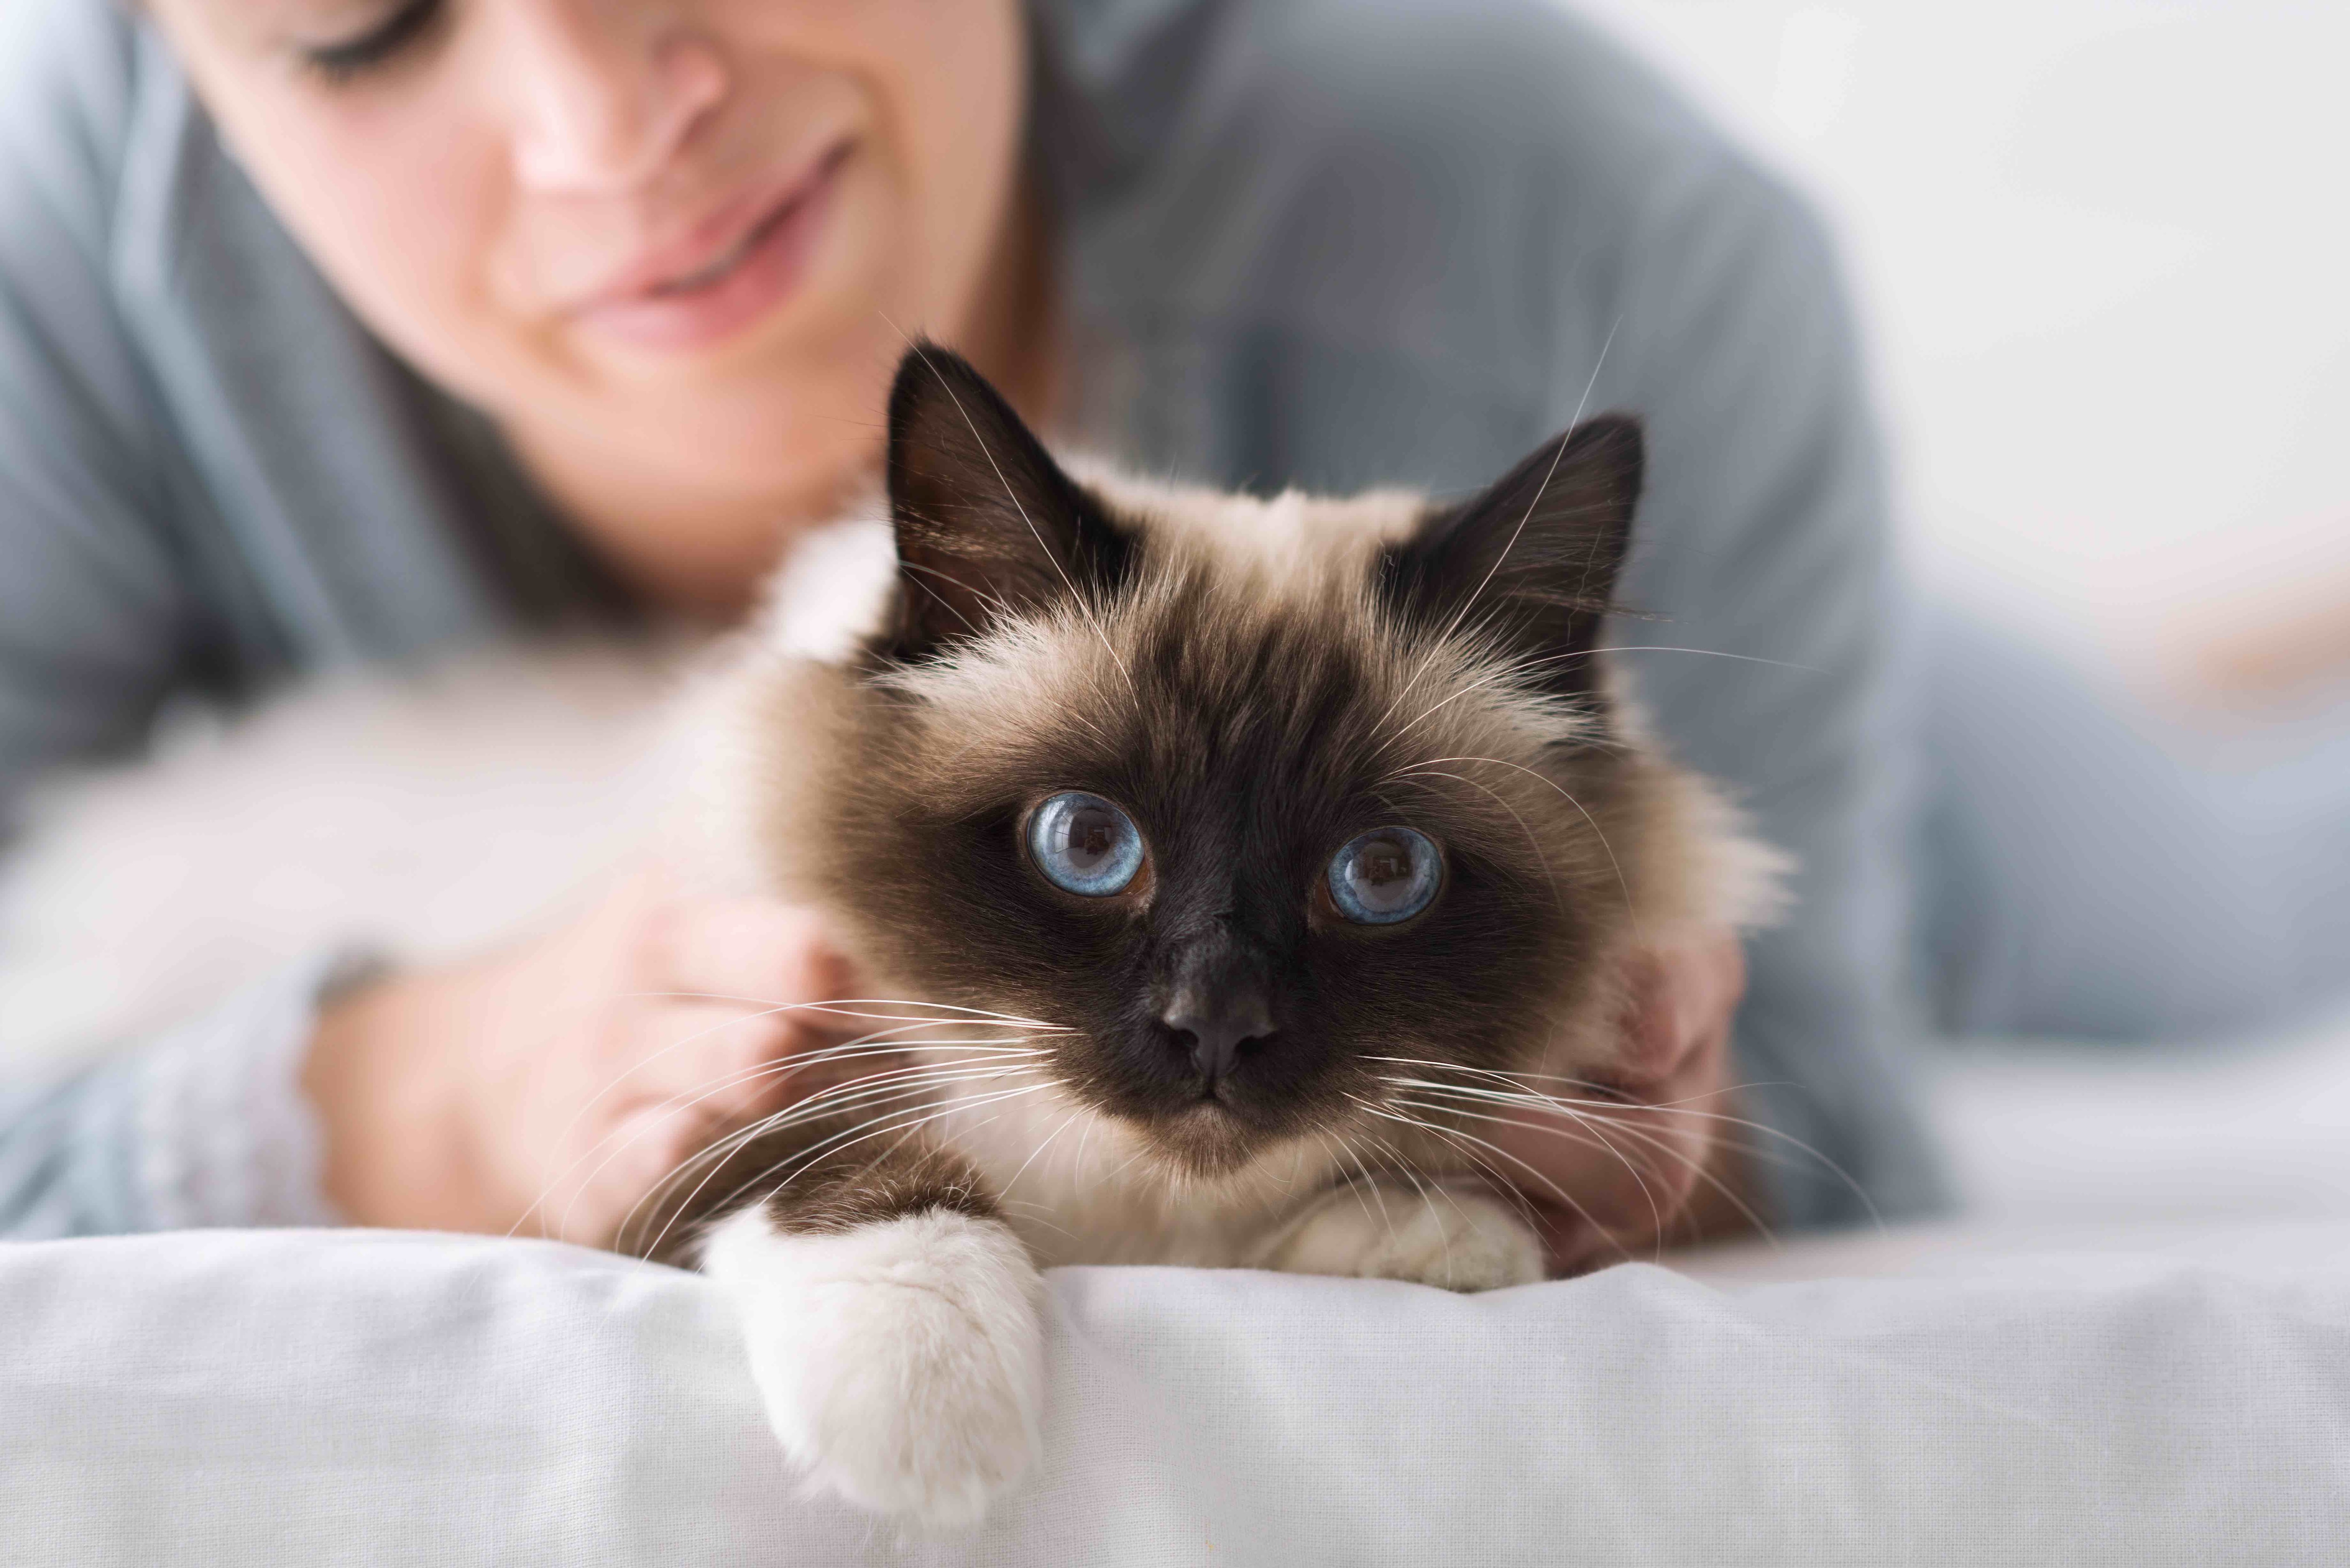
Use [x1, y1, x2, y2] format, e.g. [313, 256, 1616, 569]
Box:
[303, 965, 494, 1234]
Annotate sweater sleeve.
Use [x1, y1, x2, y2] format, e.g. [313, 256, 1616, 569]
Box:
[0, 953, 352, 1238]
[0, 1, 197, 819]
[0, 0, 340, 1238]
[1601, 154, 1948, 1230]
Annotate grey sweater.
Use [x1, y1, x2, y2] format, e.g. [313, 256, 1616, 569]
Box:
[0, 0, 1948, 1235]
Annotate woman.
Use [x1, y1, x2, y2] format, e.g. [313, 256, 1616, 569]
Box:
[0, 0, 1945, 1248]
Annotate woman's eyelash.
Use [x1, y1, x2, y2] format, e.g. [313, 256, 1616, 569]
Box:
[301, 0, 446, 84]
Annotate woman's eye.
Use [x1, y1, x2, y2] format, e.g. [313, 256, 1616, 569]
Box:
[1027, 792, 1146, 897]
[1327, 827, 1441, 925]
[301, 0, 446, 83]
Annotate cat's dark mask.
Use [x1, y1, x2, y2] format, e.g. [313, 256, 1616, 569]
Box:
[813, 344, 1653, 1178]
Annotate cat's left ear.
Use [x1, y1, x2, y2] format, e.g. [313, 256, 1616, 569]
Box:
[1378, 415, 1643, 700]
[881, 342, 1133, 661]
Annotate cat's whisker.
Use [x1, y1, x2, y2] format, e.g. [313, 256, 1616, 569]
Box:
[1346, 1094, 1629, 1266]
[1337, 1130, 1397, 1246]
[525, 1002, 908, 1236]
[990, 1196, 1079, 1246]
[527, 1030, 1056, 1241]
[533, 1002, 1059, 1209]
[1389, 1092, 1769, 1250]
[998, 1106, 1087, 1201]
[1388, 1089, 1665, 1241]
[1369, 1053, 1758, 1112]
[700, 1054, 1053, 1148]
[1376, 1072, 1725, 1134]
[1371, 1115, 1570, 1256]
[1372, 1081, 1654, 1213]
[901, 340, 1140, 702]
[1376, 1071, 1833, 1245]
[1357, 1081, 1631, 1200]
[1308, 1131, 1386, 1243]
[601, 1048, 1051, 1226]
[736, 1081, 1055, 1210]
[1384, 1127, 1581, 1279]
[1354, 1067, 1824, 1189]
[1381, 754, 1638, 930]
[1379, 1081, 1770, 1205]
[635, 1079, 1054, 1262]
[899, 557, 1018, 640]
[1371, 1058, 1881, 1227]
[611, 1077, 952, 1254]
[1371, 662, 1551, 759]
[1381, 764, 1564, 913]
[1379, 1074, 1745, 1125]
[595, 1057, 1044, 1250]
[1383, 1103, 1667, 1270]
[533, 1016, 949, 1242]
[611, 993, 1075, 1033]
[1511, 644, 1822, 677]
[1240, 1138, 1317, 1230]
[1363, 1131, 1466, 1282]
[1447, 1124, 1663, 1269]
[1368, 320, 1619, 746]
[1098, 1134, 1162, 1190]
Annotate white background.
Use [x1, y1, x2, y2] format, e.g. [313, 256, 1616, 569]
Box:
[1572, 0, 2350, 679]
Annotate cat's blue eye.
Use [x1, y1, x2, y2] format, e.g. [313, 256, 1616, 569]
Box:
[1028, 792, 1146, 897]
[1327, 827, 1441, 925]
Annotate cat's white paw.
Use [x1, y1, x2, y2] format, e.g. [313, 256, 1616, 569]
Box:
[1256, 1180, 1545, 1291]
[701, 1204, 1046, 1532]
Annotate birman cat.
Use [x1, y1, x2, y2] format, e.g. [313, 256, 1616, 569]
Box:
[0, 345, 1781, 1531]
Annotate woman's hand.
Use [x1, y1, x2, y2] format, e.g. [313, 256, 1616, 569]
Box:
[1487, 928, 1757, 1275]
[304, 871, 862, 1246]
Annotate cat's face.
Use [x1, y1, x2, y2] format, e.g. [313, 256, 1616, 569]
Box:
[781, 347, 1654, 1180]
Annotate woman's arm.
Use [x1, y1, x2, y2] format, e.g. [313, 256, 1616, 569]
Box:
[302, 879, 863, 1245]
[0, 0, 244, 1238]
[1601, 155, 1948, 1231]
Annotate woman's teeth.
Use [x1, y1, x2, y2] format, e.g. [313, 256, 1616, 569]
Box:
[655, 213, 773, 296]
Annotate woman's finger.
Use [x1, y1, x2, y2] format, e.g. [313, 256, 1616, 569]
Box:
[647, 896, 859, 1012]
[1491, 932, 1747, 1272]
[567, 1100, 735, 1249]
[1610, 931, 1746, 1087]
[617, 1000, 825, 1120]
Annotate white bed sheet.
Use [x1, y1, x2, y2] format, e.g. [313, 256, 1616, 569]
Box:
[1929, 1015, 2350, 1223]
[14, 1022, 2350, 1563]
[7, 1223, 2349, 1566]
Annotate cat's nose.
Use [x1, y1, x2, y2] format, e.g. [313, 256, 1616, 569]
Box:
[1160, 987, 1276, 1089]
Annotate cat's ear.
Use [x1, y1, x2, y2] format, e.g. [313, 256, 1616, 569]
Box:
[882, 343, 1133, 660]
[1378, 415, 1643, 700]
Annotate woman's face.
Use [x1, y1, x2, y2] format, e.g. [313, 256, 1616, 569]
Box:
[148, 0, 1028, 521]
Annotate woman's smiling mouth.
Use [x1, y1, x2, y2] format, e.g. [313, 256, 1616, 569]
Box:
[570, 140, 854, 355]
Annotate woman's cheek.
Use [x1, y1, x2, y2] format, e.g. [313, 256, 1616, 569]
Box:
[177, 63, 517, 404]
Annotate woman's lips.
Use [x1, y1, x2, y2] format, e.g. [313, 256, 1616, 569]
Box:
[570, 144, 851, 354]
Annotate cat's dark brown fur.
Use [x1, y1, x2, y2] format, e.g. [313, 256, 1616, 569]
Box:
[629, 345, 1780, 1529]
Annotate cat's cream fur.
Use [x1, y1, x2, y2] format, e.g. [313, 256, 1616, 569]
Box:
[0, 350, 1786, 1533]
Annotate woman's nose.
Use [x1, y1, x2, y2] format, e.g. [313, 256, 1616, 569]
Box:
[504, 0, 729, 195]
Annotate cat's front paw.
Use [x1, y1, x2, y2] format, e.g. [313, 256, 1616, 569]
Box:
[1256, 1180, 1546, 1291]
[701, 1204, 1046, 1532]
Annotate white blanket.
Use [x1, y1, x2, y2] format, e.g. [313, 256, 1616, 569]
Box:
[8, 1223, 2347, 1565]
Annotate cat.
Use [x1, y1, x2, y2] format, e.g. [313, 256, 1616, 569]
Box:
[625, 345, 1784, 1527]
[0, 343, 1782, 1532]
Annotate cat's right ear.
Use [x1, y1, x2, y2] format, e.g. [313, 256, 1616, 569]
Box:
[881, 343, 1133, 661]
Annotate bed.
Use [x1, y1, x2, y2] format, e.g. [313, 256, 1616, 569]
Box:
[8, 1016, 2350, 1564]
